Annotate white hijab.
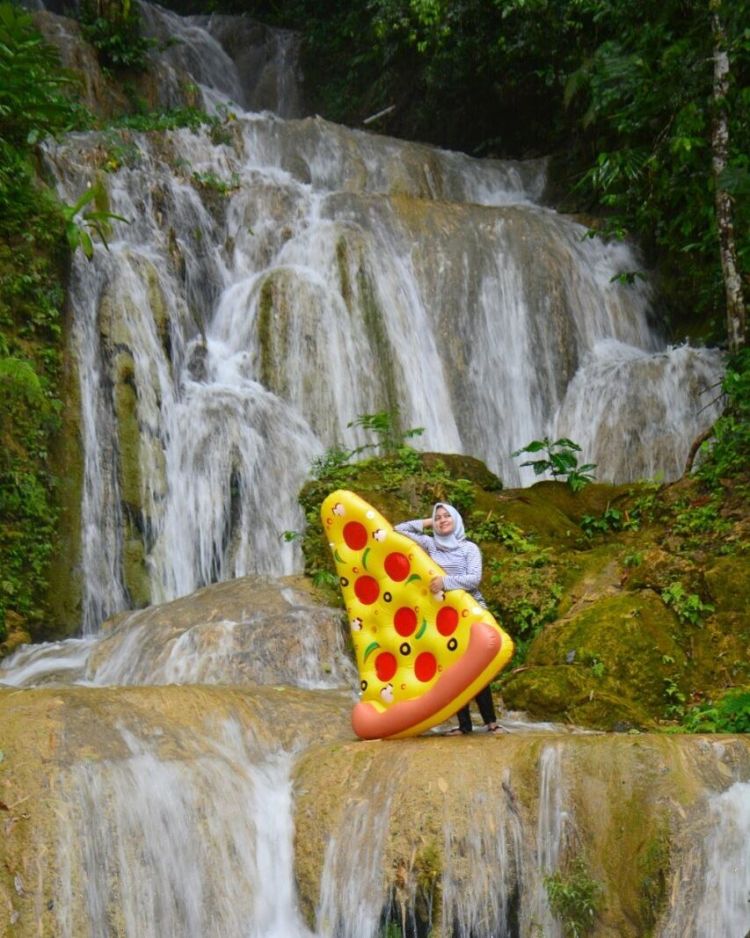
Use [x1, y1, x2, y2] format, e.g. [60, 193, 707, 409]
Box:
[431, 502, 465, 551]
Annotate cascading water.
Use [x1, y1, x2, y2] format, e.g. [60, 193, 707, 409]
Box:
[53, 720, 314, 938]
[441, 771, 525, 938]
[43, 103, 725, 633]
[661, 777, 750, 937]
[316, 783, 396, 938]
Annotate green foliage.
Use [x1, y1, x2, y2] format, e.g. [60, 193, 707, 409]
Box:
[581, 506, 621, 536]
[0, 1, 88, 149]
[62, 177, 129, 260]
[347, 410, 424, 455]
[310, 411, 425, 482]
[467, 515, 539, 553]
[581, 653, 606, 679]
[623, 551, 643, 567]
[310, 445, 360, 482]
[512, 437, 596, 493]
[0, 351, 61, 638]
[566, 1, 750, 335]
[0, 3, 88, 643]
[662, 676, 687, 719]
[486, 520, 563, 665]
[544, 857, 602, 938]
[660, 582, 714, 626]
[111, 106, 228, 135]
[191, 169, 241, 195]
[695, 349, 750, 487]
[681, 688, 750, 733]
[79, 0, 155, 71]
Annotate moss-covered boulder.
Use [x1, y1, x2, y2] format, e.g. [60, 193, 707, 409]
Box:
[500, 590, 689, 729]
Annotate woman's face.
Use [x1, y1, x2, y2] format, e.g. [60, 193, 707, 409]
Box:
[434, 506, 455, 535]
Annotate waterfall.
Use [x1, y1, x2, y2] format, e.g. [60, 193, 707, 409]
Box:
[36, 6, 724, 638]
[0, 578, 357, 689]
[526, 744, 567, 938]
[316, 784, 395, 938]
[53, 721, 313, 938]
[43, 105, 724, 633]
[441, 769, 525, 937]
[660, 778, 750, 937]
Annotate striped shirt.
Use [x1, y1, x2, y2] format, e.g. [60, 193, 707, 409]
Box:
[395, 520, 486, 605]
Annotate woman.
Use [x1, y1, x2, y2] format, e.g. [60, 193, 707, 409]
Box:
[395, 502, 505, 735]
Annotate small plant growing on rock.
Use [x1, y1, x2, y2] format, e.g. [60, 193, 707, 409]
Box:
[681, 689, 750, 733]
[660, 582, 714, 626]
[544, 857, 602, 937]
[512, 437, 596, 493]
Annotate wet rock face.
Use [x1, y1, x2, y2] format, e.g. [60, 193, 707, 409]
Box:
[0, 574, 356, 690]
[88, 574, 356, 688]
[2, 684, 749, 938]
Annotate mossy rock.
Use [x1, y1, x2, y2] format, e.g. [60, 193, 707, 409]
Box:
[502, 590, 690, 723]
[692, 612, 750, 690]
[703, 555, 750, 613]
[480, 488, 581, 547]
[500, 664, 653, 729]
[620, 547, 705, 598]
[524, 479, 637, 523]
[420, 452, 502, 491]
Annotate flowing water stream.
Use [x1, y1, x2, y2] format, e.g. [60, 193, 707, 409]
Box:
[31, 1, 723, 633]
[53, 720, 314, 938]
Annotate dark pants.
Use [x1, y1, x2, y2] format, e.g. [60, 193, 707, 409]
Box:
[456, 684, 496, 733]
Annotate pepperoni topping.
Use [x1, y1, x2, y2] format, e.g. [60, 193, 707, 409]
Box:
[393, 607, 417, 637]
[375, 652, 397, 682]
[343, 521, 368, 551]
[436, 606, 459, 636]
[384, 551, 410, 582]
[354, 575, 380, 604]
[414, 652, 437, 683]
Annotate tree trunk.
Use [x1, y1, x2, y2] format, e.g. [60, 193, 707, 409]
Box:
[710, 1, 746, 352]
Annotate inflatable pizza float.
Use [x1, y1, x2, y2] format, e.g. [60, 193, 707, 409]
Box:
[321, 489, 514, 739]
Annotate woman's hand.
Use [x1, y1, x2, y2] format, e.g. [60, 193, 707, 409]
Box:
[422, 517, 433, 528]
[429, 576, 444, 593]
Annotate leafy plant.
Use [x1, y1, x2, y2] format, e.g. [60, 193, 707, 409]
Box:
[62, 178, 128, 259]
[512, 437, 596, 493]
[191, 169, 241, 195]
[311, 411, 425, 482]
[467, 515, 538, 554]
[660, 582, 714, 626]
[695, 348, 750, 487]
[545, 857, 602, 938]
[682, 689, 750, 733]
[663, 677, 687, 719]
[347, 410, 424, 455]
[672, 497, 731, 541]
[79, 0, 155, 71]
[310, 445, 359, 481]
[0, 4, 90, 644]
[582, 654, 606, 679]
[623, 551, 643, 568]
[0, 1, 86, 149]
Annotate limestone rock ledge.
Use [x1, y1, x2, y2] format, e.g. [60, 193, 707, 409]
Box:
[1, 684, 748, 937]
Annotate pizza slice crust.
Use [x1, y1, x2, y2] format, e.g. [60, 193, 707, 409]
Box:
[351, 620, 504, 739]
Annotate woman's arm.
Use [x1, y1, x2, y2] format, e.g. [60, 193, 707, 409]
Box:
[394, 518, 433, 551]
